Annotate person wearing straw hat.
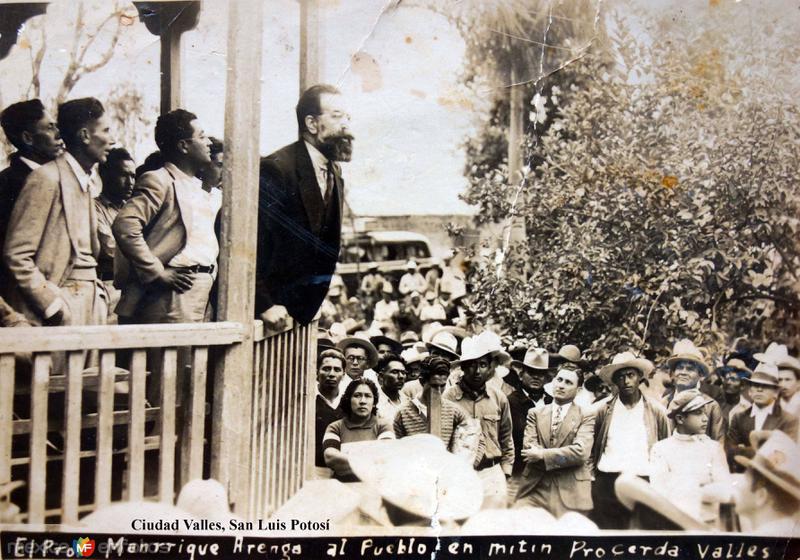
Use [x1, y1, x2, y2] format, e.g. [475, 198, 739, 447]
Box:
[734, 430, 800, 536]
[444, 331, 515, 509]
[419, 290, 447, 322]
[401, 328, 462, 399]
[663, 339, 725, 442]
[370, 334, 404, 362]
[372, 281, 398, 331]
[756, 342, 800, 418]
[336, 335, 379, 395]
[649, 389, 731, 524]
[323, 378, 395, 482]
[393, 356, 473, 455]
[514, 363, 595, 518]
[727, 362, 798, 471]
[347, 434, 483, 527]
[398, 260, 425, 296]
[507, 347, 554, 476]
[591, 351, 670, 529]
[400, 346, 428, 382]
[314, 348, 346, 475]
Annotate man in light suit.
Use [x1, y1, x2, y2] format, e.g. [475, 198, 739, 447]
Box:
[256, 84, 353, 330]
[113, 109, 216, 324]
[514, 365, 595, 517]
[4, 97, 113, 327]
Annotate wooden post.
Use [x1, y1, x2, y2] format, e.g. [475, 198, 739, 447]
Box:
[426, 389, 442, 439]
[502, 72, 528, 279]
[299, 0, 322, 93]
[160, 26, 183, 114]
[212, 0, 263, 515]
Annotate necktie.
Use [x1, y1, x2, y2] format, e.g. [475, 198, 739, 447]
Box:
[550, 406, 563, 446]
[324, 161, 335, 207]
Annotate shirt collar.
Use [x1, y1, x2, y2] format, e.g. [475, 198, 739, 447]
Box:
[316, 387, 341, 409]
[19, 156, 41, 170]
[165, 161, 202, 189]
[456, 380, 487, 401]
[304, 140, 329, 172]
[751, 400, 775, 417]
[64, 151, 99, 194]
[672, 432, 704, 441]
[342, 415, 377, 430]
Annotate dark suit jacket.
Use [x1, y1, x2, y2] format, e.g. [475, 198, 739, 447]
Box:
[3, 156, 99, 321]
[726, 402, 798, 470]
[507, 388, 551, 475]
[515, 403, 595, 511]
[0, 153, 34, 299]
[112, 166, 188, 318]
[256, 141, 343, 324]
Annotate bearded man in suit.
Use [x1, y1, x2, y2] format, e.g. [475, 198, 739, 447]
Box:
[256, 84, 353, 330]
[514, 365, 595, 517]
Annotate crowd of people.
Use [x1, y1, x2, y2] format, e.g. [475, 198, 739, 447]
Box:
[0, 88, 798, 535]
[311, 274, 800, 534]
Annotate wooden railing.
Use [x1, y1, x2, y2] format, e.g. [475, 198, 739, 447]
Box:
[247, 321, 317, 520]
[0, 322, 245, 524]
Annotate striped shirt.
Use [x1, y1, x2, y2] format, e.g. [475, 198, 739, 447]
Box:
[393, 397, 470, 452]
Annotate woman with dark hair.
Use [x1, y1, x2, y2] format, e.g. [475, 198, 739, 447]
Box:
[322, 377, 394, 481]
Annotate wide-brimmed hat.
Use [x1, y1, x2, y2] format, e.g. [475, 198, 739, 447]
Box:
[549, 344, 585, 368]
[400, 347, 429, 365]
[337, 336, 379, 368]
[406, 260, 418, 270]
[715, 358, 753, 379]
[735, 430, 800, 501]
[754, 342, 800, 372]
[666, 389, 714, 419]
[370, 335, 403, 355]
[425, 330, 460, 361]
[598, 351, 654, 386]
[424, 290, 436, 301]
[347, 435, 482, 522]
[666, 339, 709, 375]
[511, 347, 551, 372]
[400, 331, 420, 347]
[746, 362, 780, 388]
[455, 330, 510, 365]
[614, 473, 707, 530]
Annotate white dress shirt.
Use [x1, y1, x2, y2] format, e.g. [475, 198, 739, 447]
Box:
[598, 397, 651, 476]
[165, 163, 222, 268]
[751, 400, 775, 431]
[304, 140, 330, 198]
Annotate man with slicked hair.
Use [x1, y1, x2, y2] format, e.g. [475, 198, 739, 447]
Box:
[4, 97, 113, 327]
[256, 84, 354, 330]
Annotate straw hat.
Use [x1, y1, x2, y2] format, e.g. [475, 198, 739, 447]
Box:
[370, 335, 403, 355]
[735, 430, 800, 501]
[715, 358, 753, 379]
[347, 435, 482, 522]
[511, 347, 551, 372]
[746, 362, 780, 388]
[406, 260, 418, 270]
[665, 339, 709, 375]
[598, 351, 654, 386]
[399, 330, 420, 347]
[400, 347, 428, 365]
[425, 330, 460, 361]
[614, 473, 707, 530]
[754, 342, 800, 372]
[456, 331, 510, 365]
[337, 336, 379, 368]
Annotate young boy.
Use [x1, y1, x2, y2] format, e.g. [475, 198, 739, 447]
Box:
[649, 389, 731, 525]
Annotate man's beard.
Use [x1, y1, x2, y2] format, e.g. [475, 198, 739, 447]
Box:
[318, 133, 354, 162]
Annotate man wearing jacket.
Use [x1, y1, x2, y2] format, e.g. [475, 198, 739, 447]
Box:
[592, 351, 670, 529]
[514, 365, 595, 517]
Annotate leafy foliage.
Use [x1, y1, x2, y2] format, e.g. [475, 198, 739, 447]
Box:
[461, 6, 800, 364]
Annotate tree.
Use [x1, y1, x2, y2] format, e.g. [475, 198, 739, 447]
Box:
[461, 5, 800, 365]
[105, 82, 155, 161]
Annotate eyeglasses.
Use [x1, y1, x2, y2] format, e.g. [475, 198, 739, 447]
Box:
[346, 356, 367, 363]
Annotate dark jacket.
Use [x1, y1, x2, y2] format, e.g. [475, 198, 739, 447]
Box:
[507, 388, 551, 475]
[592, 393, 670, 472]
[726, 402, 798, 470]
[256, 141, 343, 324]
[0, 153, 34, 299]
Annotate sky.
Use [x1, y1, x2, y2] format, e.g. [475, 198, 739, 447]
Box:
[0, 0, 797, 216]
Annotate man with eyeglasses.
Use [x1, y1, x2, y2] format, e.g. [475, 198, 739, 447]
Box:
[337, 336, 379, 395]
[256, 84, 354, 333]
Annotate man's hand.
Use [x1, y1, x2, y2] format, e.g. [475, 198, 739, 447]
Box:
[154, 268, 195, 293]
[44, 302, 71, 326]
[260, 305, 293, 335]
[522, 445, 545, 463]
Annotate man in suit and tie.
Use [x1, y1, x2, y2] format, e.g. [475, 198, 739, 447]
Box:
[727, 363, 798, 470]
[514, 364, 595, 517]
[4, 97, 113, 327]
[0, 99, 64, 298]
[256, 84, 353, 330]
[113, 109, 217, 324]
